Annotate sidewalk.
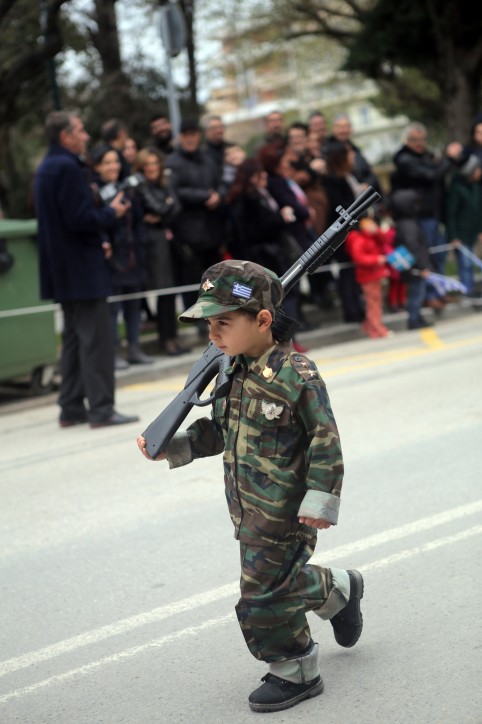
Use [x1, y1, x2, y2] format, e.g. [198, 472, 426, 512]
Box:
[112, 295, 481, 389]
[0, 295, 479, 413]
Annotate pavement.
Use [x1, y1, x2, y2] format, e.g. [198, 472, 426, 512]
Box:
[0, 294, 480, 413]
[100, 294, 482, 388]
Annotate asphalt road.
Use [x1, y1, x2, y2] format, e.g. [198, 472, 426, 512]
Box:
[0, 314, 481, 724]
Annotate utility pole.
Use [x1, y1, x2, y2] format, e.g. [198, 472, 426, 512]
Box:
[38, 0, 61, 110]
[159, 1, 187, 136]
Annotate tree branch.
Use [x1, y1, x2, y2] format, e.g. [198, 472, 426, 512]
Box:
[284, 26, 355, 44]
[290, 0, 365, 24]
[0, 35, 61, 93]
[46, 0, 70, 34]
[281, 0, 361, 44]
[376, 75, 441, 118]
[0, 0, 70, 123]
[0, 0, 18, 30]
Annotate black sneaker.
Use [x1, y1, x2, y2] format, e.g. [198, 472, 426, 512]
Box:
[248, 673, 323, 713]
[330, 569, 364, 647]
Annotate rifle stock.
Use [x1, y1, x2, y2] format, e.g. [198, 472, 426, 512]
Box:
[142, 186, 380, 459]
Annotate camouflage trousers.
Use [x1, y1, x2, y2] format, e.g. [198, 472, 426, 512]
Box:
[235, 539, 347, 664]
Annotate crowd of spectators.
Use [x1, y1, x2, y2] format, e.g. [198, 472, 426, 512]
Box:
[34, 107, 482, 392]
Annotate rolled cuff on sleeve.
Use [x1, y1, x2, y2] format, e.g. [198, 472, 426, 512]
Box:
[298, 490, 340, 525]
[165, 431, 193, 469]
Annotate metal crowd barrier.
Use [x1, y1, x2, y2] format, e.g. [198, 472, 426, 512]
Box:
[0, 243, 478, 321]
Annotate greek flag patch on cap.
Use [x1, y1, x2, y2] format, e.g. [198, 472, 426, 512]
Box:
[232, 282, 253, 299]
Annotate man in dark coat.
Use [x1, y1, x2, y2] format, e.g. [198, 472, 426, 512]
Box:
[166, 117, 224, 310]
[390, 122, 463, 275]
[34, 110, 139, 428]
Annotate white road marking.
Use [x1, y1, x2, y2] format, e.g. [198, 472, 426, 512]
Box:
[0, 500, 482, 676]
[0, 614, 233, 706]
[0, 524, 480, 706]
[0, 500, 480, 682]
[360, 524, 482, 571]
[309, 498, 482, 566]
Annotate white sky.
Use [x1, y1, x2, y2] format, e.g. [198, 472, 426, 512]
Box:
[59, 0, 220, 101]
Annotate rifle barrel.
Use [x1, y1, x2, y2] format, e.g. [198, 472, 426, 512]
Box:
[280, 187, 380, 293]
[142, 186, 380, 457]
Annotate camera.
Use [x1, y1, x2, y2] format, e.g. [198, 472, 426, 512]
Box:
[99, 173, 145, 204]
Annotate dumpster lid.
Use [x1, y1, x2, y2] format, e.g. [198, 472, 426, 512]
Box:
[0, 219, 38, 238]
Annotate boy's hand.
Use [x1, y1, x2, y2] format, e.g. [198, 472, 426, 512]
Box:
[137, 435, 167, 462]
[299, 517, 332, 530]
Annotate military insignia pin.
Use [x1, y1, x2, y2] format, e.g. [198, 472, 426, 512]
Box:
[261, 400, 283, 420]
[262, 365, 273, 379]
[202, 279, 214, 291]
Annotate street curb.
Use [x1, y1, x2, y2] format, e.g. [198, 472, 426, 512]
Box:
[113, 297, 480, 389]
[0, 298, 479, 415]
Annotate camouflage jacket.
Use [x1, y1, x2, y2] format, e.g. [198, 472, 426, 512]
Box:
[166, 342, 344, 544]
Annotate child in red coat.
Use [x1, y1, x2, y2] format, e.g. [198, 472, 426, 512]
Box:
[346, 217, 392, 338]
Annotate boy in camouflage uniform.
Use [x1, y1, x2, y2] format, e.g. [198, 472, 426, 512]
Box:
[137, 259, 364, 713]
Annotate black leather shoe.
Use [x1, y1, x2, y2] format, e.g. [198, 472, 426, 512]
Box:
[330, 569, 364, 647]
[59, 416, 88, 428]
[164, 343, 191, 357]
[248, 674, 323, 712]
[90, 412, 140, 428]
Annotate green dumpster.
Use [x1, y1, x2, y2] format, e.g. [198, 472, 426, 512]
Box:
[0, 219, 58, 392]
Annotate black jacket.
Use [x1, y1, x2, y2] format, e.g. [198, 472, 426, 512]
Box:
[93, 175, 147, 287]
[166, 148, 223, 250]
[34, 143, 117, 302]
[391, 145, 454, 219]
[229, 191, 290, 275]
[136, 180, 181, 228]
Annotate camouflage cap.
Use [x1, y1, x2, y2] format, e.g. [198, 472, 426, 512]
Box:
[178, 260, 284, 322]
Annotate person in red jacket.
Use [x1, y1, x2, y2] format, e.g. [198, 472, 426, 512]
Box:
[346, 217, 392, 338]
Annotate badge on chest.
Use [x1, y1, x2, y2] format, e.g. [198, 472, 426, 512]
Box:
[261, 400, 284, 420]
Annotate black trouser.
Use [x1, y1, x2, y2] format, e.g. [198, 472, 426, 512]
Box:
[156, 293, 177, 341]
[336, 267, 365, 323]
[58, 300, 115, 423]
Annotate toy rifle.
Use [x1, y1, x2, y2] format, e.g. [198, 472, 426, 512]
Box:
[142, 186, 380, 458]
